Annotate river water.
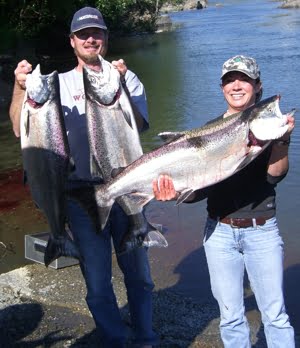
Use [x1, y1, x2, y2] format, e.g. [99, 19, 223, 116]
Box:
[0, 0, 300, 329]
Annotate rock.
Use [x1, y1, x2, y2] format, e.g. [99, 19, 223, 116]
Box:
[160, 0, 207, 13]
[280, 0, 300, 8]
[156, 14, 173, 32]
[183, 0, 207, 10]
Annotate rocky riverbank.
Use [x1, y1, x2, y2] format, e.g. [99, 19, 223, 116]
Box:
[0, 260, 223, 347]
[1, 256, 300, 347]
[281, 0, 300, 8]
[159, 0, 300, 13]
[160, 0, 207, 13]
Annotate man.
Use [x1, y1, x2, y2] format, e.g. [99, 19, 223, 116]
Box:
[153, 56, 295, 347]
[10, 7, 158, 348]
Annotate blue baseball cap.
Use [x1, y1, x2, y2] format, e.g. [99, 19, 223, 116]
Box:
[71, 7, 107, 33]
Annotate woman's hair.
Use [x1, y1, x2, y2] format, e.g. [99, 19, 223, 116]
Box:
[255, 77, 263, 103]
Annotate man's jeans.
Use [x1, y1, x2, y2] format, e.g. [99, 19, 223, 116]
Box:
[67, 199, 159, 348]
[203, 216, 295, 348]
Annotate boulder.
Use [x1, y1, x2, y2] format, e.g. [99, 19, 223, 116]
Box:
[160, 0, 207, 13]
[281, 0, 300, 8]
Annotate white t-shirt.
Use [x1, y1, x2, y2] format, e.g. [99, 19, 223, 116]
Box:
[59, 68, 148, 181]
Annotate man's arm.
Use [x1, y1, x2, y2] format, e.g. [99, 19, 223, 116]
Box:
[9, 60, 32, 137]
[9, 81, 25, 137]
[121, 79, 148, 132]
[111, 59, 149, 132]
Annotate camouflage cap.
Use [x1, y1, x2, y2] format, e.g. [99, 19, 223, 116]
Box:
[221, 55, 260, 80]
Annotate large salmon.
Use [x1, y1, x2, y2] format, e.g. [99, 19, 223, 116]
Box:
[20, 65, 80, 267]
[94, 95, 295, 232]
[82, 55, 167, 253]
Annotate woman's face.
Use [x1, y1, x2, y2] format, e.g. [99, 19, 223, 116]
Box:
[221, 71, 261, 113]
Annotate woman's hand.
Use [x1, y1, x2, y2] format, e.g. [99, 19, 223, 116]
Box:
[152, 174, 178, 201]
[281, 113, 295, 140]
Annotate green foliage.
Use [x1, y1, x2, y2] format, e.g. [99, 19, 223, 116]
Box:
[0, 0, 160, 40]
[158, 0, 182, 5]
[95, 0, 158, 33]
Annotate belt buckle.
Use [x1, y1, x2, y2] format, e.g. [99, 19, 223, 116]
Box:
[230, 218, 239, 228]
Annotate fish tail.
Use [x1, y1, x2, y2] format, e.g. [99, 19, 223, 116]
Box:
[117, 220, 168, 255]
[143, 225, 169, 248]
[44, 234, 81, 267]
[95, 184, 115, 230]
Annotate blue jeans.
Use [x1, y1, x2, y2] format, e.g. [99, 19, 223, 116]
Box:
[67, 199, 159, 348]
[203, 216, 295, 348]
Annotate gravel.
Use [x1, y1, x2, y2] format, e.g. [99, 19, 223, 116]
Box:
[2, 253, 296, 348]
[0, 261, 221, 347]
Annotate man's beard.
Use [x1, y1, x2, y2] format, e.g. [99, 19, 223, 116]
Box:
[74, 47, 100, 64]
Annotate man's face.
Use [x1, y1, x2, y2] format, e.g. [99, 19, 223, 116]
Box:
[70, 27, 107, 65]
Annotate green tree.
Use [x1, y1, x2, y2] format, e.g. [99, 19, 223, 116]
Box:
[0, 0, 161, 39]
[95, 0, 158, 33]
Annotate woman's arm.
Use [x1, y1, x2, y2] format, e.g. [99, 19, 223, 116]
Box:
[267, 114, 295, 177]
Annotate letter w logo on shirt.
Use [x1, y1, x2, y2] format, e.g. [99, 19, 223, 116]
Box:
[73, 94, 82, 101]
[73, 92, 85, 102]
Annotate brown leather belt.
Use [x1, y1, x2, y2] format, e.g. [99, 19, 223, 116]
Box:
[219, 217, 267, 228]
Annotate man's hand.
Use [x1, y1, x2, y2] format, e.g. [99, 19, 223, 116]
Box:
[14, 60, 32, 89]
[111, 59, 127, 77]
[152, 174, 178, 201]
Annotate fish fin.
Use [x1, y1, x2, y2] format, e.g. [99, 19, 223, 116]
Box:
[235, 158, 253, 173]
[235, 145, 268, 172]
[119, 102, 133, 128]
[90, 155, 103, 178]
[117, 219, 168, 255]
[142, 229, 168, 248]
[44, 234, 82, 267]
[111, 167, 125, 178]
[127, 192, 153, 208]
[176, 189, 194, 205]
[158, 131, 184, 144]
[24, 109, 30, 136]
[68, 157, 76, 173]
[98, 205, 113, 230]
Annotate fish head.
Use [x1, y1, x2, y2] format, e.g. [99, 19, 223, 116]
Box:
[26, 64, 58, 105]
[83, 55, 120, 105]
[249, 95, 290, 141]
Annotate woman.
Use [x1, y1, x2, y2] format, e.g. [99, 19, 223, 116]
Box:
[153, 55, 295, 347]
